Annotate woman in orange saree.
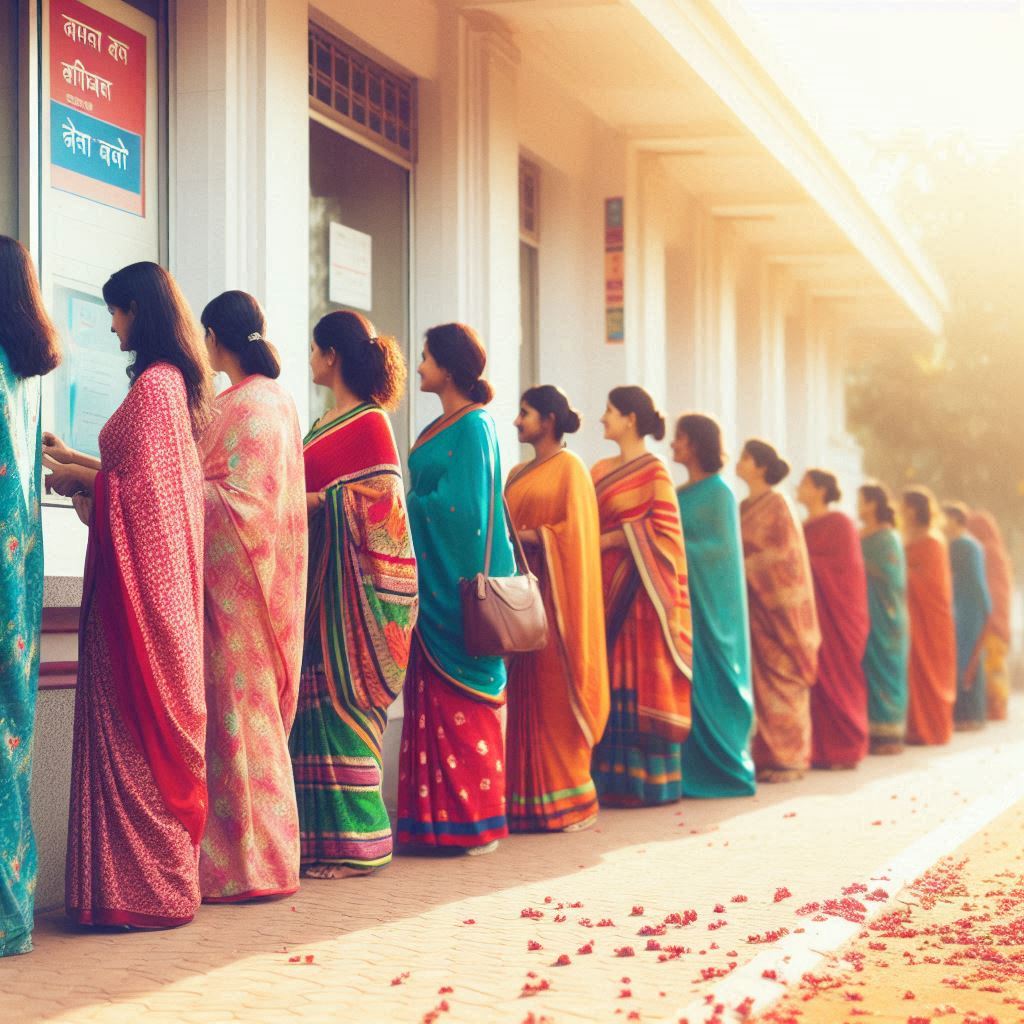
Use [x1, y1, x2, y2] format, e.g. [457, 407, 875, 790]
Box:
[505, 386, 608, 832]
[737, 440, 820, 783]
[198, 292, 307, 902]
[901, 488, 957, 745]
[966, 509, 1014, 721]
[591, 387, 692, 806]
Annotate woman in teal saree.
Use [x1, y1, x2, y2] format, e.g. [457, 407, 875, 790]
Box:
[0, 236, 60, 956]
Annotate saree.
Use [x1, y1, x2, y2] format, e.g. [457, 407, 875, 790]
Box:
[505, 449, 609, 831]
[904, 534, 956, 745]
[397, 406, 513, 847]
[67, 362, 206, 928]
[966, 510, 1013, 721]
[290, 404, 417, 870]
[804, 512, 870, 768]
[0, 350, 41, 956]
[950, 534, 992, 729]
[861, 528, 910, 748]
[677, 475, 755, 798]
[741, 491, 820, 774]
[590, 454, 692, 806]
[199, 376, 307, 901]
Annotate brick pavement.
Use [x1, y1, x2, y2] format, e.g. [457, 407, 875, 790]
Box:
[4, 701, 1024, 1024]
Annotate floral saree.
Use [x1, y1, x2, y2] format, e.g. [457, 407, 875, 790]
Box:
[291, 404, 417, 870]
[67, 362, 207, 928]
[949, 534, 992, 729]
[397, 405, 513, 847]
[591, 454, 692, 806]
[199, 376, 307, 900]
[0, 350, 42, 956]
[505, 449, 609, 831]
[741, 491, 820, 773]
[861, 527, 909, 748]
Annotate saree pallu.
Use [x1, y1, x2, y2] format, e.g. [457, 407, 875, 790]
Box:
[291, 404, 417, 869]
[741, 491, 820, 773]
[677, 476, 755, 798]
[861, 528, 910, 747]
[0, 354, 41, 957]
[505, 450, 609, 831]
[904, 534, 957, 745]
[966, 511, 1013, 721]
[804, 512, 870, 768]
[397, 406, 514, 847]
[199, 376, 307, 901]
[590, 454, 692, 807]
[950, 534, 992, 728]
[67, 363, 206, 928]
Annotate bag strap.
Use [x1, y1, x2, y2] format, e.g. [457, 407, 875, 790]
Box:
[503, 494, 537, 578]
[481, 443, 536, 579]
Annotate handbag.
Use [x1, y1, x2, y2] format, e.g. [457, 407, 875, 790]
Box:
[460, 476, 549, 657]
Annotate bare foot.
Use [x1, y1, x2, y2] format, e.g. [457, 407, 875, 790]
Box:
[465, 840, 499, 857]
[563, 814, 597, 833]
[756, 768, 804, 784]
[870, 740, 904, 756]
[303, 864, 373, 879]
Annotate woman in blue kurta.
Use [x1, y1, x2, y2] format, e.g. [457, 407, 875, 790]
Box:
[942, 502, 992, 730]
[857, 483, 909, 754]
[671, 415, 755, 798]
[0, 236, 61, 956]
[397, 323, 515, 854]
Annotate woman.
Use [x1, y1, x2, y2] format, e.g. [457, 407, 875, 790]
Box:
[965, 508, 1013, 721]
[591, 386, 692, 806]
[858, 482, 910, 754]
[798, 469, 870, 770]
[738, 440, 819, 783]
[671, 414, 755, 798]
[397, 323, 512, 854]
[198, 291, 307, 901]
[902, 488, 957, 745]
[942, 502, 992, 732]
[292, 311, 417, 877]
[44, 262, 211, 928]
[0, 236, 61, 955]
[505, 386, 609, 832]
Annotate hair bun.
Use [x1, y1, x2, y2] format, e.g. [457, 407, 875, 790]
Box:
[563, 408, 582, 435]
[766, 456, 790, 486]
[650, 411, 666, 442]
[469, 377, 494, 405]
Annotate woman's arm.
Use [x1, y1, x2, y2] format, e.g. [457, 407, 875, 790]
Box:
[42, 455, 98, 497]
[42, 432, 102, 471]
[306, 491, 325, 514]
[600, 528, 628, 552]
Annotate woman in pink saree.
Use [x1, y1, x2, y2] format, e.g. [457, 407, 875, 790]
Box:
[45, 262, 212, 929]
[198, 292, 307, 902]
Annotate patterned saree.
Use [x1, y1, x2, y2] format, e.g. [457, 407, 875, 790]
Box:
[591, 454, 692, 806]
[0, 350, 42, 956]
[291, 404, 417, 871]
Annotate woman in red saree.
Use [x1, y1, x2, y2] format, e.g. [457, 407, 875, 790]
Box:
[738, 440, 820, 782]
[198, 292, 307, 901]
[797, 469, 870, 770]
[44, 262, 212, 928]
[591, 387, 692, 806]
[901, 488, 957, 745]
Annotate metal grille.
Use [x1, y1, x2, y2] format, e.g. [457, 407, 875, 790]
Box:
[519, 157, 540, 245]
[308, 24, 415, 162]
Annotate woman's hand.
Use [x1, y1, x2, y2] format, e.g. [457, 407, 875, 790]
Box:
[306, 491, 326, 514]
[43, 455, 94, 497]
[517, 528, 540, 548]
[600, 529, 628, 552]
[71, 493, 93, 526]
[42, 432, 75, 465]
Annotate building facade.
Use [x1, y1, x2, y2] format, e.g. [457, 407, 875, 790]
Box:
[1, 0, 945, 910]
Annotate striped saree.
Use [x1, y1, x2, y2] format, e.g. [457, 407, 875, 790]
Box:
[291, 404, 418, 871]
[591, 454, 692, 806]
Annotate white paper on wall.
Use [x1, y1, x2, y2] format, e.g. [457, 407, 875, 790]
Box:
[328, 221, 373, 311]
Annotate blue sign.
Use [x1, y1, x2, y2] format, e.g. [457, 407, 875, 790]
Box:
[50, 99, 141, 196]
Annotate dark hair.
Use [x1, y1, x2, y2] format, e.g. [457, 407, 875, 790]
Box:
[743, 438, 790, 485]
[859, 481, 896, 525]
[201, 290, 280, 380]
[313, 310, 406, 411]
[102, 261, 212, 435]
[521, 385, 581, 440]
[675, 413, 725, 473]
[941, 501, 969, 527]
[902, 486, 936, 528]
[0, 235, 61, 378]
[607, 385, 665, 441]
[424, 322, 493, 405]
[805, 468, 842, 505]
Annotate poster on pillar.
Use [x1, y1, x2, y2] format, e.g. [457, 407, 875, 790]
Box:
[48, 0, 147, 216]
[605, 197, 624, 343]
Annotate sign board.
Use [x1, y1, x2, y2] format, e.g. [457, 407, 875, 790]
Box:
[605, 197, 624, 344]
[329, 222, 373, 311]
[49, 0, 147, 215]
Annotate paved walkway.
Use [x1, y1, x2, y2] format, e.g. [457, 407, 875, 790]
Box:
[5, 701, 1024, 1024]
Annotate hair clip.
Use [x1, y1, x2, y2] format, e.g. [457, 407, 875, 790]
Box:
[247, 332, 261, 342]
